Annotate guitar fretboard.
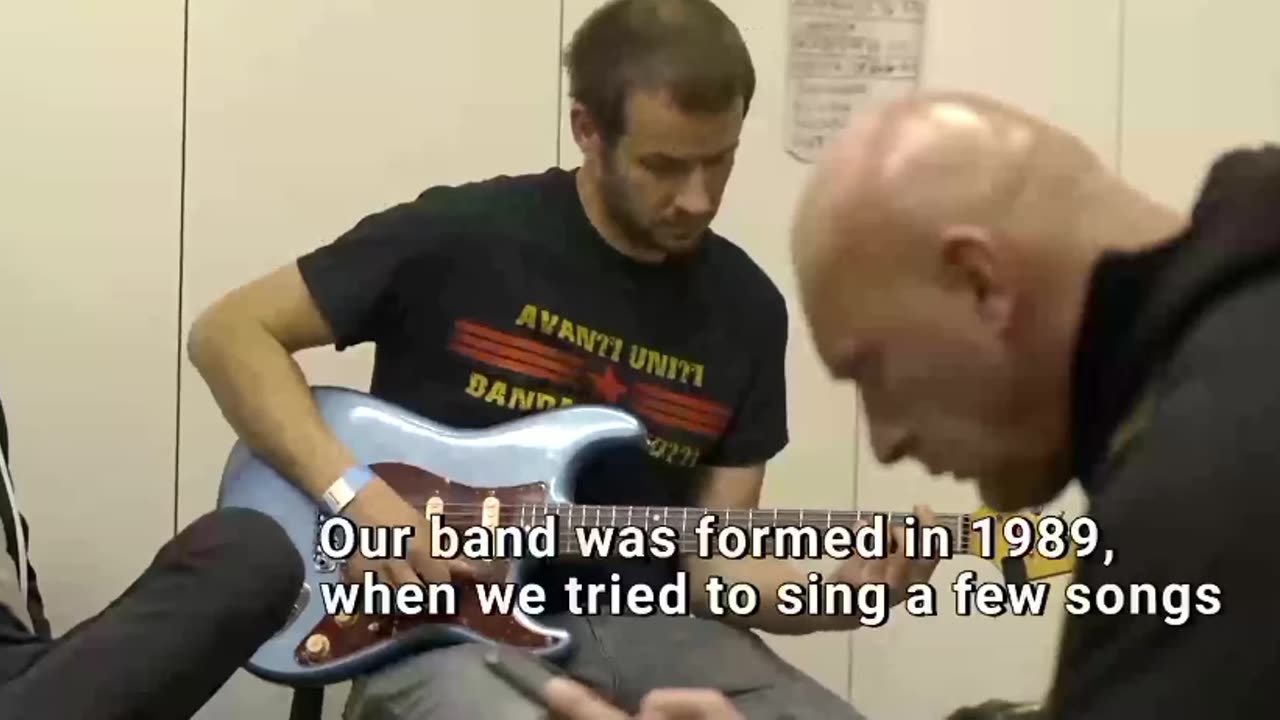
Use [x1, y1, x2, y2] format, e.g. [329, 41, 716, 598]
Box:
[434, 503, 974, 559]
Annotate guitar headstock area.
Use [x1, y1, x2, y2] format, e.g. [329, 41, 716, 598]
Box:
[965, 506, 1078, 583]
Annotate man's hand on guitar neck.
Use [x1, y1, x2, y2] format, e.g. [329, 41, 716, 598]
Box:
[832, 503, 942, 616]
[342, 477, 474, 588]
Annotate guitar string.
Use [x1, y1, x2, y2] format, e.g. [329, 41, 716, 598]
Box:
[380, 508, 976, 539]
[324, 506, 993, 556]
[378, 505, 975, 522]
[461, 536, 971, 555]
[338, 530, 974, 555]
[393, 502, 971, 514]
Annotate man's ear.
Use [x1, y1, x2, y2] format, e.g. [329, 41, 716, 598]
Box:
[939, 224, 1014, 330]
[569, 102, 601, 157]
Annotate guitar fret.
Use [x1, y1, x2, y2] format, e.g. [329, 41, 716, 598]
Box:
[526, 503, 981, 557]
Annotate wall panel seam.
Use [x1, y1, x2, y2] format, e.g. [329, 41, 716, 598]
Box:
[172, 0, 191, 539]
[556, 0, 566, 166]
[1114, 0, 1127, 175]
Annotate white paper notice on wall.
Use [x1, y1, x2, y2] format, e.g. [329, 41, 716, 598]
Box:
[785, 0, 928, 163]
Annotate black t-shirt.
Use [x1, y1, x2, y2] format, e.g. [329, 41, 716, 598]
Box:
[296, 167, 789, 613]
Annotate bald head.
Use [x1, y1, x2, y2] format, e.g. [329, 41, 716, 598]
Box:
[789, 91, 1185, 511]
[793, 92, 1110, 283]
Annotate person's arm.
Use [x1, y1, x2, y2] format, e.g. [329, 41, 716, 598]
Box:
[188, 189, 474, 586]
[679, 287, 840, 634]
[682, 286, 937, 634]
[685, 463, 847, 635]
[190, 187, 470, 498]
[188, 263, 358, 502]
[685, 469, 930, 636]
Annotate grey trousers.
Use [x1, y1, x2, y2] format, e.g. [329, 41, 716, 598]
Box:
[342, 614, 865, 720]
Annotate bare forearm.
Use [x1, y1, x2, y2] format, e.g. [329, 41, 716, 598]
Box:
[686, 556, 853, 635]
[187, 310, 353, 502]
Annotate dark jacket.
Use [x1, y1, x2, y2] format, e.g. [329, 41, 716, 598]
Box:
[0, 392, 53, 643]
[1046, 145, 1280, 717]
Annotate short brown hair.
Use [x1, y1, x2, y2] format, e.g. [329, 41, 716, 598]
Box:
[564, 0, 756, 144]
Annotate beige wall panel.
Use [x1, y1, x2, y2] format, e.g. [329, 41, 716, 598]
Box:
[179, 3, 563, 717]
[0, 1, 183, 632]
[1120, 0, 1280, 209]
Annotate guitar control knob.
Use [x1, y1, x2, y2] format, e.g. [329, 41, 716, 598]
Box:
[334, 613, 357, 627]
[304, 633, 331, 659]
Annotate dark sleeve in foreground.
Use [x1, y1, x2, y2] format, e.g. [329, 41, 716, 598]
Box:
[19, 517, 51, 639]
[0, 391, 52, 640]
[1047, 281, 1280, 719]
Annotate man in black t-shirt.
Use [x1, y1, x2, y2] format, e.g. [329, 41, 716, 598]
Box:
[190, 1, 938, 718]
[792, 91, 1280, 717]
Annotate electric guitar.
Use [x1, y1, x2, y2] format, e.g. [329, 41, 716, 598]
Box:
[216, 386, 1076, 687]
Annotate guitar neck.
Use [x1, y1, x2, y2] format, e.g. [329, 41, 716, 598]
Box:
[494, 503, 975, 559]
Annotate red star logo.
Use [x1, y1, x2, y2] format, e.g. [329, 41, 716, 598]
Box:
[587, 365, 628, 403]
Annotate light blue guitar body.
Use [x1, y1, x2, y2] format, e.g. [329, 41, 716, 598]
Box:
[215, 385, 648, 687]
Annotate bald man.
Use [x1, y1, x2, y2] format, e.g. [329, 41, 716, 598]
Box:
[791, 91, 1280, 718]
